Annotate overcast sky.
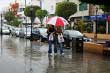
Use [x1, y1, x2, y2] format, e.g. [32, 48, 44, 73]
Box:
[0, 0, 30, 13]
[0, 0, 14, 12]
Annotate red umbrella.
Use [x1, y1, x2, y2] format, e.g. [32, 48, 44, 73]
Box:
[46, 16, 69, 26]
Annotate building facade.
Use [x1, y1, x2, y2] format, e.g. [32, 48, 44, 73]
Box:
[9, 0, 110, 33]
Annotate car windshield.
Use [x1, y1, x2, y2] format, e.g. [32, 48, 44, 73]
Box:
[39, 28, 47, 33]
[38, 28, 47, 36]
[67, 30, 83, 37]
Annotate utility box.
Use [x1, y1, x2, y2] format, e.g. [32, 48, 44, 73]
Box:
[72, 37, 83, 53]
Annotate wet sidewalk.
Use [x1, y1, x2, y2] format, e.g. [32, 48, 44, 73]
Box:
[0, 44, 110, 73]
[46, 47, 110, 73]
[0, 35, 110, 73]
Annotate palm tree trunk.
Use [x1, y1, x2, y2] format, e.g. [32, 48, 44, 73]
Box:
[89, 4, 95, 16]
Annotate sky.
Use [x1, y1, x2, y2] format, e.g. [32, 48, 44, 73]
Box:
[0, 0, 30, 13]
[0, 0, 14, 12]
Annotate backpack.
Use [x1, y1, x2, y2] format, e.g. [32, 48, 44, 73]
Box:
[49, 33, 53, 41]
[58, 33, 64, 43]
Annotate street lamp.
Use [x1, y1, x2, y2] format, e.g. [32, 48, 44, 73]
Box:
[28, 6, 34, 72]
[0, 14, 2, 35]
[0, 13, 3, 55]
[94, 7, 98, 42]
[30, 6, 33, 41]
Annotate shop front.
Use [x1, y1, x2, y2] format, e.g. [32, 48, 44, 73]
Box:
[70, 14, 110, 34]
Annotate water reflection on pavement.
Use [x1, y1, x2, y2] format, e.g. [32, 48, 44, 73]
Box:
[0, 35, 49, 73]
[0, 35, 110, 73]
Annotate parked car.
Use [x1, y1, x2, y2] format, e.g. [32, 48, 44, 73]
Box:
[83, 36, 92, 42]
[19, 27, 31, 38]
[10, 28, 15, 36]
[63, 30, 92, 42]
[11, 27, 21, 37]
[15, 28, 21, 37]
[31, 28, 47, 41]
[0, 26, 10, 35]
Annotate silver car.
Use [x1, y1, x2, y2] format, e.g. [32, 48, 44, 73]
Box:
[0, 26, 10, 35]
[19, 27, 31, 38]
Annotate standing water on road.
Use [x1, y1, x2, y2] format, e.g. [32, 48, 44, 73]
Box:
[0, 35, 110, 73]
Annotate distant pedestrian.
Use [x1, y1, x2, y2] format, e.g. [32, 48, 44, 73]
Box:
[47, 25, 56, 55]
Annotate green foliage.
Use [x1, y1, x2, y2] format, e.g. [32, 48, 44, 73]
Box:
[74, 20, 85, 32]
[4, 11, 15, 23]
[86, 27, 92, 33]
[100, 5, 110, 13]
[98, 26, 105, 34]
[24, 5, 41, 17]
[10, 18, 21, 27]
[66, 24, 72, 30]
[56, 2, 77, 20]
[4, 11, 21, 27]
[36, 9, 48, 24]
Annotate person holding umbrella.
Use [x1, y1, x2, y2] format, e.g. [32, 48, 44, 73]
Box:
[46, 16, 68, 55]
[47, 25, 56, 55]
[55, 26, 64, 55]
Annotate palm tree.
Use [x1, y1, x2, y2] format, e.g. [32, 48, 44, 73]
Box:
[89, 4, 95, 16]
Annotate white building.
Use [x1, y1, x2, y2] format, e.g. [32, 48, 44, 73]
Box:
[16, 0, 104, 26]
[42, 0, 57, 14]
[68, 0, 103, 19]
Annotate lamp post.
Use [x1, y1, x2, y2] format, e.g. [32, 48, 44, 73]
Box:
[0, 13, 3, 55]
[30, 6, 33, 41]
[27, 6, 34, 73]
[0, 14, 2, 35]
[94, 7, 98, 42]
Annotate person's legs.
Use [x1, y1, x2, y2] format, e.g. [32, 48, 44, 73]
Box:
[54, 40, 57, 53]
[48, 40, 52, 54]
[59, 43, 64, 54]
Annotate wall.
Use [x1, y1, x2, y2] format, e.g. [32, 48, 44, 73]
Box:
[83, 33, 110, 40]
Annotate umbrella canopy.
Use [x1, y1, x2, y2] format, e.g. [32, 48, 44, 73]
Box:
[46, 16, 69, 26]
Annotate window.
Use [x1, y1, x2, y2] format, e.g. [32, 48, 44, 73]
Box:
[79, 3, 87, 11]
[18, 8, 24, 12]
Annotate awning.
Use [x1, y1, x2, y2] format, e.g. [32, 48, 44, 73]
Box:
[69, 14, 108, 21]
[69, 11, 89, 20]
[79, 0, 110, 5]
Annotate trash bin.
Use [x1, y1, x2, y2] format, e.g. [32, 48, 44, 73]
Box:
[72, 37, 83, 53]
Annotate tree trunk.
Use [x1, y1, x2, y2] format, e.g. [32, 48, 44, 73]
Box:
[89, 4, 95, 16]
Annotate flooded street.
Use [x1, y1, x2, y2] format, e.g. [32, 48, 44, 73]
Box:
[0, 35, 110, 73]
